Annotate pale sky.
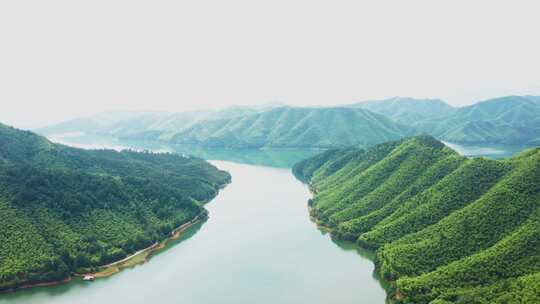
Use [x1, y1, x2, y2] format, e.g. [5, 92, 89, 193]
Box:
[1, 0, 539, 128]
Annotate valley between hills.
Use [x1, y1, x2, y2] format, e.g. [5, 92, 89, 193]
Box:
[1, 96, 540, 304]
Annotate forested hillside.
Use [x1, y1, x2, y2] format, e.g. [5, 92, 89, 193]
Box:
[39, 95, 540, 148]
[169, 106, 416, 148]
[37, 111, 170, 138]
[38, 105, 277, 141]
[293, 136, 540, 303]
[349, 95, 540, 145]
[415, 95, 540, 145]
[348, 97, 454, 125]
[0, 123, 230, 291]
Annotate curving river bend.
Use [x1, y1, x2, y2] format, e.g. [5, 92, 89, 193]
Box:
[4, 134, 525, 304]
[0, 160, 386, 304]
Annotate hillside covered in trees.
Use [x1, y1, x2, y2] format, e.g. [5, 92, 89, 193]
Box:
[168, 106, 415, 148]
[414, 96, 540, 145]
[348, 97, 454, 125]
[0, 123, 230, 291]
[293, 136, 540, 303]
[37, 104, 280, 141]
[39, 95, 540, 148]
[349, 95, 540, 145]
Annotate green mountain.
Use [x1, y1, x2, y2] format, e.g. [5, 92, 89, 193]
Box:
[39, 95, 540, 148]
[416, 95, 540, 145]
[169, 106, 416, 148]
[0, 123, 230, 291]
[122, 105, 272, 141]
[37, 111, 170, 137]
[349, 95, 540, 145]
[293, 136, 540, 303]
[348, 97, 455, 125]
[38, 105, 280, 141]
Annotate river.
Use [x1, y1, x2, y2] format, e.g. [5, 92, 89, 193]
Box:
[0, 160, 387, 304]
[3, 133, 530, 304]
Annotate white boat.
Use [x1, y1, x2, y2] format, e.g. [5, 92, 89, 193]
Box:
[82, 275, 95, 281]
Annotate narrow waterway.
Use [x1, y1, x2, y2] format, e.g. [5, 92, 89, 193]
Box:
[0, 161, 386, 304]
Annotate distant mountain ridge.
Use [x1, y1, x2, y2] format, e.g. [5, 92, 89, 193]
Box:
[37, 111, 169, 137]
[38, 95, 540, 148]
[415, 95, 540, 145]
[168, 106, 416, 148]
[348, 95, 540, 145]
[37, 107, 263, 139]
[348, 97, 455, 125]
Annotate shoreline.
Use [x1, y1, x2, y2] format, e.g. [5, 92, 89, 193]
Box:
[0, 277, 73, 294]
[96, 242, 159, 269]
[80, 212, 206, 279]
[1, 213, 206, 294]
[305, 185, 396, 304]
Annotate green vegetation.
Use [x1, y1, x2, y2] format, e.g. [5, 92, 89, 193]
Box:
[39, 106, 415, 149]
[349, 95, 540, 145]
[349, 97, 454, 125]
[40, 95, 540, 148]
[38, 105, 274, 141]
[170, 106, 415, 148]
[293, 135, 540, 303]
[0, 123, 230, 291]
[415, 96, 540, 145]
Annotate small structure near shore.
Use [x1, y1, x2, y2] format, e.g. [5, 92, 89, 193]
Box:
[82, 275, 95, 281]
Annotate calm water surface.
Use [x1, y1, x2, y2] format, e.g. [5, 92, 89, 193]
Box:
[46, 132, 321, 168]
[442, 141, 535, 159]
[4, 134, 528, 304]
[0, 160, 387, 304]
[48, 132, 533, 162]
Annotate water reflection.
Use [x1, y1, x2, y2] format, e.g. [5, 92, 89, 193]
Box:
[47, 132, 535, 166]
[0, 160, 389, 304]
[46, 132, 321, 168]
[443, 141, 535, 159]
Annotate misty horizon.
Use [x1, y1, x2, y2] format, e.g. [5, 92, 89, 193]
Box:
[2, 1, 540, 129]
[1, 2, 540, 302]
[6, 93, 540, 130]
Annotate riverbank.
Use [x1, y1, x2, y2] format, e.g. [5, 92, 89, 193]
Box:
[79, 212, 207, 279]
[0, 277, 73, 294]
[308, 207, 397, 303]
[1, 161, 388, 304]
[304, 184, 395, 304]
[1, 213, 206, 294]
[308, 208, 396, 304]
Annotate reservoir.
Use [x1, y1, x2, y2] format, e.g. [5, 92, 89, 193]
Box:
[0, 159, 387, 304]
[4, 134, 528, 304]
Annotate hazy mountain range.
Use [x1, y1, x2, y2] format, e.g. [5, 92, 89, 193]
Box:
[348, 97, 454, 125]
[415, 96, 540, 145]
[167, 107, 415, 148]
[37, 95, 540, 148]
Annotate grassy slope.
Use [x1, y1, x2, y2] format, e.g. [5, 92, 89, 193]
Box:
[293, 136, 540, 303]
[0, 123, 230, 290]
